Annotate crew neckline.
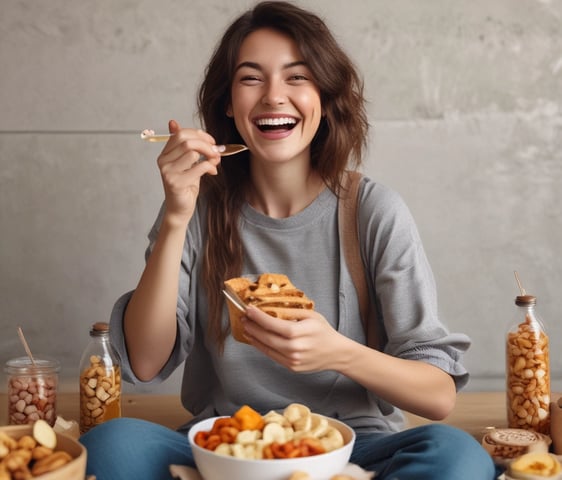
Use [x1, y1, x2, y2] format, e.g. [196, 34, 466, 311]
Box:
[241, 187, 336, 230]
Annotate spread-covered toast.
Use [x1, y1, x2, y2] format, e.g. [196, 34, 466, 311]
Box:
[224, 273, 315, 342]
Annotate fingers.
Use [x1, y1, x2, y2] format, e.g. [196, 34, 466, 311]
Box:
[168, 119, 180, 134]
[168, 119, 217, 146]
[159, 126, 221, 171]
[245, 306, 317, 328]
[154, 121, 222, 221]
[242, 307, 316, 348]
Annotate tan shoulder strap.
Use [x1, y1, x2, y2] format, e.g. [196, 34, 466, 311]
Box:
[338, 171, 381, 349]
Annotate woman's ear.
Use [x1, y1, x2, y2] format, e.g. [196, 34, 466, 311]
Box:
[226, 105, 233, 118]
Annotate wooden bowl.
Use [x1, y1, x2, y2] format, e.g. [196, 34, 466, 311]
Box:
[0, 424, 87, 479]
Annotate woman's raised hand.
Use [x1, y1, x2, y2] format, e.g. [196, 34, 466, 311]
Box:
[157, 119, 223, 226]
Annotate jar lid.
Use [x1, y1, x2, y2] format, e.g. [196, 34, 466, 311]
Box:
[4, 356, 60, 375]
[515, 295, 537, 306]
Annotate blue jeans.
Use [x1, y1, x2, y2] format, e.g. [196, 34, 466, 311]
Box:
[80, 418, 496, 480]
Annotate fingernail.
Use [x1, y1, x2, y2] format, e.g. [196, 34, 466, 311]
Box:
[212, 145, 226, 153]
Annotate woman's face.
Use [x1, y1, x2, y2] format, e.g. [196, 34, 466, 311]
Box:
[228, 28, 322, 165]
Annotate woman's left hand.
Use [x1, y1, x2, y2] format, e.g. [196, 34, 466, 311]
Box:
[241, 306, 345, 372]
[243, 308, 457, 421]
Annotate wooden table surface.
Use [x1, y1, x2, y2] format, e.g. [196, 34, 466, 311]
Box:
[0, 391, 511, 439]
[0, 392, 188, 428]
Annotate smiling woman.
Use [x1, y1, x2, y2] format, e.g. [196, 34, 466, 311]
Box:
[78, 2, 495, 480]
[227, 29, 321, 159]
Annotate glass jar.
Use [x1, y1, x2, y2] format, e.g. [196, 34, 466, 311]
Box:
[79, 322, 122, 434]
[506, 294, 550, 434]
[5, 356, 60, 426]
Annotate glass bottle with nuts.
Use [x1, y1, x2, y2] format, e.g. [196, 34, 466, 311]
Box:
[506, 294, 550, 435]
[79, 322, 122, 434]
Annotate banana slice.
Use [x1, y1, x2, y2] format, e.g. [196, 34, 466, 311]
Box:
[289, 471, 312, 480]
[214, 443, 232, 456]
[236, 429, 261, 445]
[293, 413, 312, 432]
[288, 473, 312, 480]
[284, 403, 311, 427]
[263, 410, 290, 427]
[284, 427, 295, 442]
[262, 422, 287, 444]
[319, 426, 345, 452]
[508, 452, 562, 479]
[308, 413, 330, 438]
[230, 443, 246, 459]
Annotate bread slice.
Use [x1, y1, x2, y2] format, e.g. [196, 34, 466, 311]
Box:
[224, 273, 315, 343]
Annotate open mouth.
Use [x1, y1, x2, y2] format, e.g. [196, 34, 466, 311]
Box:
[254, 117, 299, 132]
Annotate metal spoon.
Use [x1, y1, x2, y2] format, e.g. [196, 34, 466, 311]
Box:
[222, 287, 247, 313]
[140, 131, 248, 157]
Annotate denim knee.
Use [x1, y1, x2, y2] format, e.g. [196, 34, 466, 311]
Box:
[417, 424, 495, 476]
[352, 423, 495, 480]
[80, 418, 194, 480]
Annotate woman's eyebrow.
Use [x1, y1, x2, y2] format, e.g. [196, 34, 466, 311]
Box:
[234, 60, 308, 72]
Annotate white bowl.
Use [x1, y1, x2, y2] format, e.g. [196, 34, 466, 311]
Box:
[188, 415, 355, 480]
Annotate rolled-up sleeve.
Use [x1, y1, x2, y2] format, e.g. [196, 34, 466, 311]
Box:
[360, 181, 471, 390]
[108, 203, 201, 385]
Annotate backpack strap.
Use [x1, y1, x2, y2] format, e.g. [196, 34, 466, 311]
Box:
[338, 171, 381, 349]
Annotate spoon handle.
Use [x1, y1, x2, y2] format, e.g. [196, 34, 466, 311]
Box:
[141, 133, 171, 142]
[140, 131, 248, 156]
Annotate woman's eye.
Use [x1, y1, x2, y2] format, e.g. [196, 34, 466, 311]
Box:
[240, 75, 262, 83]
[288, 74, 309, 82]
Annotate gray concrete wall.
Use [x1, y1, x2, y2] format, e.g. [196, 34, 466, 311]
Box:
[1, 0, 561, 396]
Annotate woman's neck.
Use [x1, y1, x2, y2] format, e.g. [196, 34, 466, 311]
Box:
[247, 163, 325, 219]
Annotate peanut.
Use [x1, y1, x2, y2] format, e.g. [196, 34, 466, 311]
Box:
[3, 451, 27, 472]
[31, 446, 53, 461]
[10, 465, 32, 480]
[14, 439, 34, 452]
[6, 374, 57, 427]
[506, 315, 550, 434]
[30, 451, 72, 476]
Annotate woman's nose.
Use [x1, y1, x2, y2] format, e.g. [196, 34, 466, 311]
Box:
[261, 80, 286, 106]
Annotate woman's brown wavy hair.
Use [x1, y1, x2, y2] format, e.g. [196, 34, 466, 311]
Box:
[197, 1, 369, 350]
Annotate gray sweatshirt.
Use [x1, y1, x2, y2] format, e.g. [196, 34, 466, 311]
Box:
[109, 176, 470, 434]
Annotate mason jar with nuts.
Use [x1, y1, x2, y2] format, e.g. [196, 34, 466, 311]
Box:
[4, 356, 60, 426]
[506, 294, 550, 435]
[79, 322, 122, 434]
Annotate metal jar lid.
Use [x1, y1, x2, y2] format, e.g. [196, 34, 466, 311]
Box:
[515, 295, 537, 306]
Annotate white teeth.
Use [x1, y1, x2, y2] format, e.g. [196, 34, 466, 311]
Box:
[255, 117, 297, 126]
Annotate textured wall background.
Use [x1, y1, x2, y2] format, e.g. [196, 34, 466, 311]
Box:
[1, 0, 561, 396]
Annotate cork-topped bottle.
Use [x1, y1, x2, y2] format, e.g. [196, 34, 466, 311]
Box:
[506, 294, 550, 434]
[79, 322, 122, 434]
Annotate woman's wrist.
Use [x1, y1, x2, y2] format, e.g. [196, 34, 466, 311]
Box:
[161, 209, 191, 232]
